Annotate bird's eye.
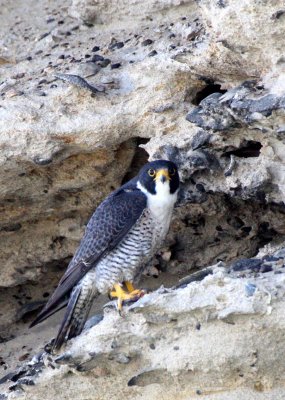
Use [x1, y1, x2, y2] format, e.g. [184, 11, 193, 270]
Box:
[148, 168, 155, 177]
[169, 168, 176, 176]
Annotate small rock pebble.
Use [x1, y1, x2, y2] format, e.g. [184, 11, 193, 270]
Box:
[111, 63, 121, 69]
[91, 54, 104, 62]
[109, 41, 124, 50]
[141, 39, 153, 46]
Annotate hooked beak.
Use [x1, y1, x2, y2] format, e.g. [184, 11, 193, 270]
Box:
[155, 169, 170, 184]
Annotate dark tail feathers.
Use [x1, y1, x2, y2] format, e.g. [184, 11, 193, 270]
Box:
[52, 284, 96, 351]
[29, 299, 68, 328]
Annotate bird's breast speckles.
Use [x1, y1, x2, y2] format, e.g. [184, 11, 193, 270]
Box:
[94, 209, 168, 294]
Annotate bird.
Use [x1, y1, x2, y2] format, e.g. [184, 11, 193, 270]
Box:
[30, 159, 180, 351]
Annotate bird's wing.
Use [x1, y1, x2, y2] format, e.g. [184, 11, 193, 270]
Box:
[30, 188, 147, 327]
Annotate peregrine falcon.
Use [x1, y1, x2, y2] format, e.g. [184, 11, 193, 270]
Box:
[31, 160, 179, 351]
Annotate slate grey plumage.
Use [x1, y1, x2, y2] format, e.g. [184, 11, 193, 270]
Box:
[31, 160, 179, 351]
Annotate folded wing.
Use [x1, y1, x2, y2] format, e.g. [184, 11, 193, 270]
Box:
[30, 187, 147, 327]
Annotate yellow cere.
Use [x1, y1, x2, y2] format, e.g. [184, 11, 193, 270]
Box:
[154, 168, 170, 181]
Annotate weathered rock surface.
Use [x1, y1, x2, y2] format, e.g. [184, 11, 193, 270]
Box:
[1, 0, 285, 289]
[1, 254, 285, 399]
[1, 0, 285, 398]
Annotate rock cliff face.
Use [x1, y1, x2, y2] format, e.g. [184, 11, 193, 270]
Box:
[1, 0, 285, 398]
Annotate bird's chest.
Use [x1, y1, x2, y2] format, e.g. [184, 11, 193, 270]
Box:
[121, 206, 170, 258]
[148, 208, 171, 248]
[137, 205, 172, 253]
[147, 197, 174, 240]
[94, 206, 173, 292]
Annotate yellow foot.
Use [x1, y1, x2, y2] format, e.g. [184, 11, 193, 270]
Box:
[124, 281, 136, 293]
[109, 283, 145, 312]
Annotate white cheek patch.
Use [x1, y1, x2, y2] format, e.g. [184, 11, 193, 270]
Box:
[137, 181, 177, 222]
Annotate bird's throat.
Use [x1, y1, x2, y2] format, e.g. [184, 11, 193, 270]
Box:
[137, 181, 177, 223]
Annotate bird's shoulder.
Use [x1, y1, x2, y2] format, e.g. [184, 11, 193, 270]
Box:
[86, 179, 147, 231]
[67, 180, 147, 270]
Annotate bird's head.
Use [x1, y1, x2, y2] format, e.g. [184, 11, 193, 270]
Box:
[137, 160, 179, 196]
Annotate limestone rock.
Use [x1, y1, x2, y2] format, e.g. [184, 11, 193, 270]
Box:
[1, 0, 285, 289]
[1, 257, 285, 399]
[177, 0, 285, 86]
[69, 0, 196, 24]
[1, 0, 285, 398]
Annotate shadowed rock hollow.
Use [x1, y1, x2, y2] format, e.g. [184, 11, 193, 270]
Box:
[1, 0, 285, 399]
